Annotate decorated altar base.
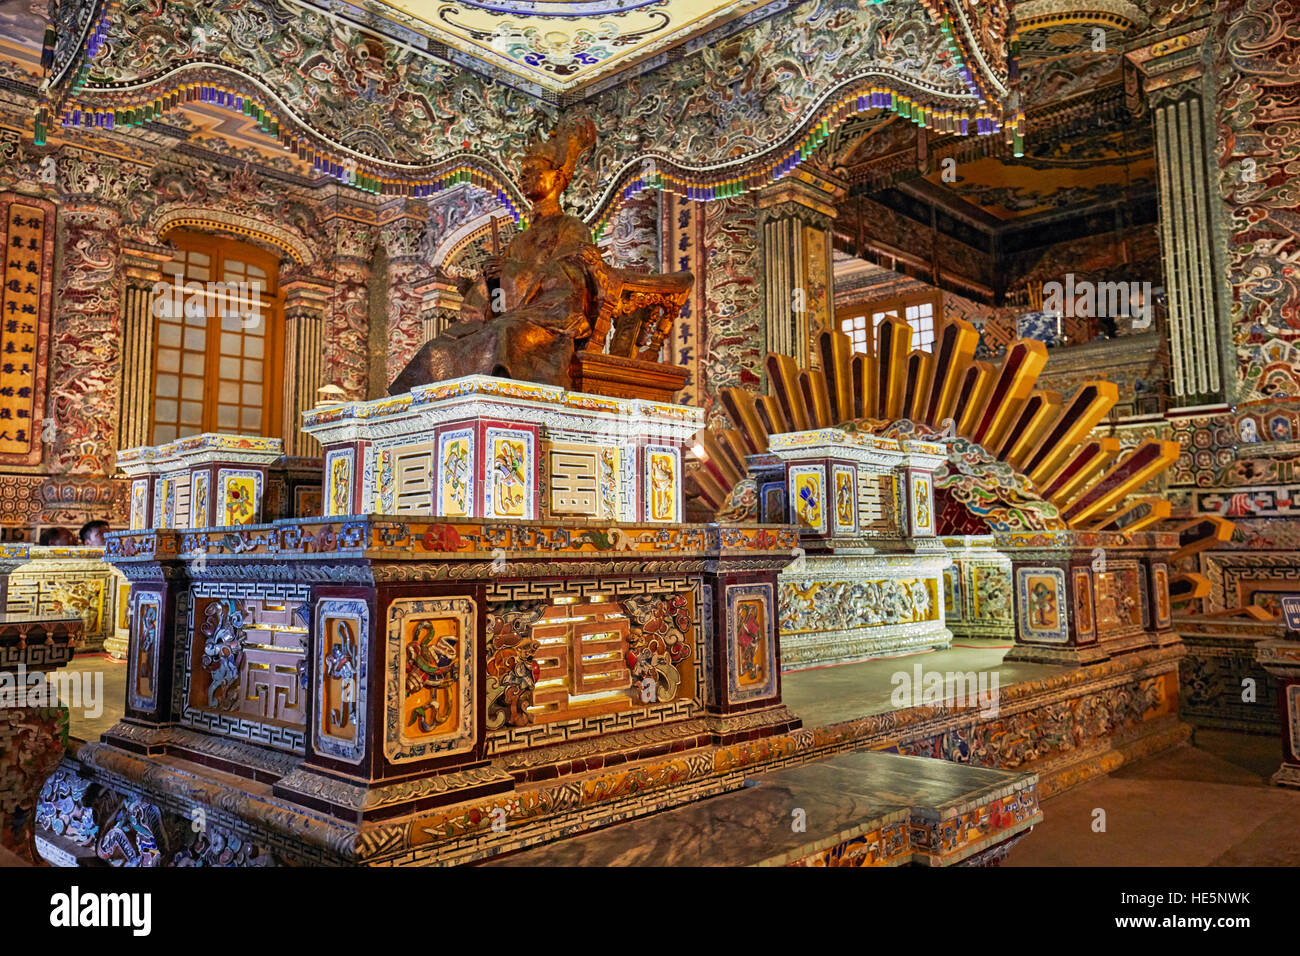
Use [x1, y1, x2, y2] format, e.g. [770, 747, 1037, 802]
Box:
[0, 545, 126, 655]
[30, 381, 1193, 866]
[33, 621, 1190, 866]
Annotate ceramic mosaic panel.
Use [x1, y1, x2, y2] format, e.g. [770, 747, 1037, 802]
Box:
[385, 596, 476, 763]
[1094, 565, 1143, 634]
[760, 481, 785, 523]
[482, 578, 702, 754]
[294, 485, 322, 517]
[484, 591, 697, 727]
[944, 566, 963, 622]
[726, 582, 778, 703]
[154, 475, 177, 529]
[437, 429, 474, 517]
[789, 464, 827, 535]
[388, 442, 436, 514]
[1016, 568, 1068, 644]
[130, 478, 149, 530]
[1015, 310, 1062, 345]
[643, 444, 681, 523]
[911, 474, 934, 536]
[781, 576, 939, 634]
[314, 598, 368, 764]
[7, 561, 112, 645]
[967, 563, 1013, 625]
[832, 464, 857, 534]
[1152, 564, 1171, 628]
[1072, 568, 1094, 640]
[325, 449, 355, 517]
[484, 427, 535, 520]
[190, 471, 210, 528]
[128, 591, 162, 712]
[374, 447, 396, 514]
[216, 468, 261, 526]
[546, 441, 621, 520]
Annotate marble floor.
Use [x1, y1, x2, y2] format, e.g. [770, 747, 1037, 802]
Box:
[1005, 729, 1300, 866]
[60, 651, 126, 742]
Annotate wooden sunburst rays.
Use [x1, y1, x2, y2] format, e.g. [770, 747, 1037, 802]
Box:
[687, 319, 1181, 533]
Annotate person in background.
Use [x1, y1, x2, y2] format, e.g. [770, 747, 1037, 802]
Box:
[79, 520, 110, 546]
[37, 526, 77, 546]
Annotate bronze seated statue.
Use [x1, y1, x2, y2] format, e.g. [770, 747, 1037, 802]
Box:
[389, 116, 694, 401]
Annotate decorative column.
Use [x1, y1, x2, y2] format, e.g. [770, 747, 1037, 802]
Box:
[415, 274, 464, 343]
[49, 204, 124, 477]
[1127, 29, 1231, 406]
[321, 214, 374, 402]
[757, 169, 845, 370]
[281, 274, 333, 456]
[380, 212, 429, 387]
[116, 241, 173, 451]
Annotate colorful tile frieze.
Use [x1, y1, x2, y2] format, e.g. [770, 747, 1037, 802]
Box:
[325, 448, 355, 517]
[217, 468, 262, 526]
[726, 582, 778, 703]
[484, 591, 698, 735]
[108, 518, 798, 561]
[126, 591, 161, 712]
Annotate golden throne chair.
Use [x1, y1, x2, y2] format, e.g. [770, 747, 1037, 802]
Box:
[569, 256, 694, 403]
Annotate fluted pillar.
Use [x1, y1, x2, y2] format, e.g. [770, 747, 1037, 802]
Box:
[116, 241, 173, 451]
[758, 169, 845, 370]
[281, 275, 332, 456]
[1127, 29, 1231, 406]
[416, 275, 463, 343]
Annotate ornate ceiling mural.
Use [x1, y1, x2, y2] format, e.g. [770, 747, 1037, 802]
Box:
[0, 0, 45, 82]
[345, 0, 793, 94]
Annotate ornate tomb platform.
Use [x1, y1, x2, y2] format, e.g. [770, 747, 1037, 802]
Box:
[32, 380, 822, 865]
[117, 432, 321, 530]
[305, 375, 699, 524]
[746, 428, 953, 667]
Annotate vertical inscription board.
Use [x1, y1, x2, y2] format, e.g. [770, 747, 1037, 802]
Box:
[0, 195, 54, 465]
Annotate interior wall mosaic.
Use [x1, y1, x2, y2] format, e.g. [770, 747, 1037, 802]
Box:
[1212, 0, 1300, 401]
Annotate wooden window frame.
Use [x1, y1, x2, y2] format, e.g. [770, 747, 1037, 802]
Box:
[836, 290, 941, 354]
[151, 230, 285, 443]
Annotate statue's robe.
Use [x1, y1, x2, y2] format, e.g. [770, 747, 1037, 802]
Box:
[389, 213, 597, 394]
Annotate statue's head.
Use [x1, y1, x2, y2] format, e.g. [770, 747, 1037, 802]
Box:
[520, 115, 596, 203]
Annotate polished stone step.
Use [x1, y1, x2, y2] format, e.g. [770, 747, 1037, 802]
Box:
[486, 749, 1040, 867]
